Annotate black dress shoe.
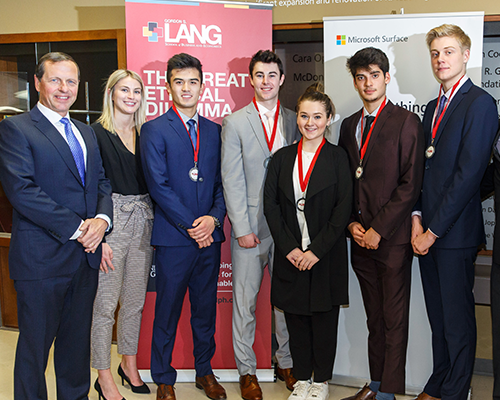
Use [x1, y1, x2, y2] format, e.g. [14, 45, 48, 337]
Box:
[94, 379, 126, 400]
[118, 364, 151, 394]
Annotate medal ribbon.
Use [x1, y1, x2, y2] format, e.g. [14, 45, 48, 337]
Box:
[172, 105, 200, 163]
[430, 75, 464, 144]
[359, 97, 387, 162]
[298, 137, 326, 193]
[253, 97, 280, 152]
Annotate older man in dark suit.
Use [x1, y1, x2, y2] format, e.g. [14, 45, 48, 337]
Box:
[412, 24, 499, 400]
[0, 52, 112, 400]
[338, 47, 424, 400]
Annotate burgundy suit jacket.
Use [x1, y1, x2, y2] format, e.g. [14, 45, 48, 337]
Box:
[338, 100, 425, 246]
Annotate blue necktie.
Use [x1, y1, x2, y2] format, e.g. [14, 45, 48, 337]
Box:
[437, 95, 447, 118]
[187, 119, 197, 151]
[60, 117, 85, 185]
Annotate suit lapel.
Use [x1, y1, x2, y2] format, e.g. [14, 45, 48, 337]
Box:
[282, 106, 297, 145]
[306, 145, 332, 200]
[346, 109, 362, 165]
[278, 146, 297, 206]
[31, 108, 84, 186]
[247, 103, 272, 157]
[362, 101, 392, 168]
[433, 79, 471, 147]
[78, 121, 94, 187]
[167, 107, 195, 156]
[197, 116, 209, 168]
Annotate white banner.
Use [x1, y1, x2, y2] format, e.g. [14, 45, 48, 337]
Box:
[324, 12, 484, 143]
[324, 12, 485, 392]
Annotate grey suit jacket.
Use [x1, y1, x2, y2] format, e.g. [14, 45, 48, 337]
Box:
[221, 101, 300, 240]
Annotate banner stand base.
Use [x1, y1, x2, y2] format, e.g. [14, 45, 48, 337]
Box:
[139, 369, 275, 383]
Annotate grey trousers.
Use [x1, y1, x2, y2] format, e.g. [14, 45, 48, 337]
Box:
[91, 193, 154, 370]
[231, 234, 292, 375]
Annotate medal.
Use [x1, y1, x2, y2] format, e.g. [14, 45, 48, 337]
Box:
[296, 197, 306, 212]
[189, 165, 199, 181]
[358, 98, 387, 180]
[355, 165, 364, 179]
[297, 137, 326, 212]
[172, 105, 201, 182]
[428, 75, 465, 156]
[264, 156, 272, 169]
[425, 145, 435, 159]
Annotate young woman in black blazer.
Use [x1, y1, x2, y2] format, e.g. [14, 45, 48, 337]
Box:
[264, 83, 352, 400]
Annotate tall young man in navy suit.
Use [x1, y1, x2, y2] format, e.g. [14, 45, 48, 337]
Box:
[412, 25, 499, 400]
[140, 53, 226, 400]
[0, 52, 112, 399]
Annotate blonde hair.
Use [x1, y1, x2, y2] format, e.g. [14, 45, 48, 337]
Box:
[96, 69, 147, 134]
[426, 24, 471, 53]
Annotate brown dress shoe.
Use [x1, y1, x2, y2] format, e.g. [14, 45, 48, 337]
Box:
[275, 366, 297, 391]
[195, 374, 227, 399]
[341, 384, 377, 400]
[157, 384, 176, 400]
[412, 393, 441, 400]
[239, 374, 263, 400]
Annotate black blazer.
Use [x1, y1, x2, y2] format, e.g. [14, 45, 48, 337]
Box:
[264, 141, 352, 315]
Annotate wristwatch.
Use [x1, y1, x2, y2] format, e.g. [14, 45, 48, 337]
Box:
[211, 215, 221, 228]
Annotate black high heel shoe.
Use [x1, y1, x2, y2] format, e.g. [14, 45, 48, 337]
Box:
[94, 379, 126, 400]
[118, 364, 151, 394]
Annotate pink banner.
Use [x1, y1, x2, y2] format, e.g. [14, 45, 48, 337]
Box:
[125, 0, 273, 373]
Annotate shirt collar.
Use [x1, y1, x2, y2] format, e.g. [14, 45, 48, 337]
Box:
[255, 101, 277, 117]
[176, 108, 199, 126]
[37, 102, 71, 125]
[440, 74, 468, 98]
[362, 97, 387, 118]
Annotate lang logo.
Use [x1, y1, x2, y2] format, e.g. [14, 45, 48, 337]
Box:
[164, 20, 222, 47]
[143, 22, 164, 43]
[336, 35, 346, 45]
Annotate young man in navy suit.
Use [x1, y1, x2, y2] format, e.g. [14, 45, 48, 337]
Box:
[0, 52, 112, 399]
[338, 47, 424, 400]
[412, 24, 499, 400]
[140, 53, 226, 400]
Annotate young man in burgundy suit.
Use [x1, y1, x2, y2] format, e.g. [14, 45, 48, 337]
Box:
[338, 47, 425, 400]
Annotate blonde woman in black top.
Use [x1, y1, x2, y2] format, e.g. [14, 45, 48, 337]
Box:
[91, 70, 153, 400]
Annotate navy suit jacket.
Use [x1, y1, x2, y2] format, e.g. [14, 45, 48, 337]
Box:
[0, 106, 113, 280]
[418, 79, 499, 248]
[140, 107, 225, 247]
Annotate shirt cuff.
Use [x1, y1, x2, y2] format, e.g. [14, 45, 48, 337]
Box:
[411, 211, 422, 217]
[428, 228, 439, 239]
[95, 214, 112, 231]
[70, 220, 84, 240]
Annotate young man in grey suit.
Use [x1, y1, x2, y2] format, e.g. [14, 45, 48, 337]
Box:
[221, 50, 300, 400]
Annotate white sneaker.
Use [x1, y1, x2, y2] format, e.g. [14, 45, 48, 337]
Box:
[288, 380, 311, 400]
[305, 382, 329, 400]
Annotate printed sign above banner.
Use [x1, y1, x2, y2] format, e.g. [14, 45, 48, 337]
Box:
[243, 0, 497, 25]
[126, 0, 274, 381]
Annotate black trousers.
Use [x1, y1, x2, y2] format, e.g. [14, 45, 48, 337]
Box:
[285, 306, 340, 382]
